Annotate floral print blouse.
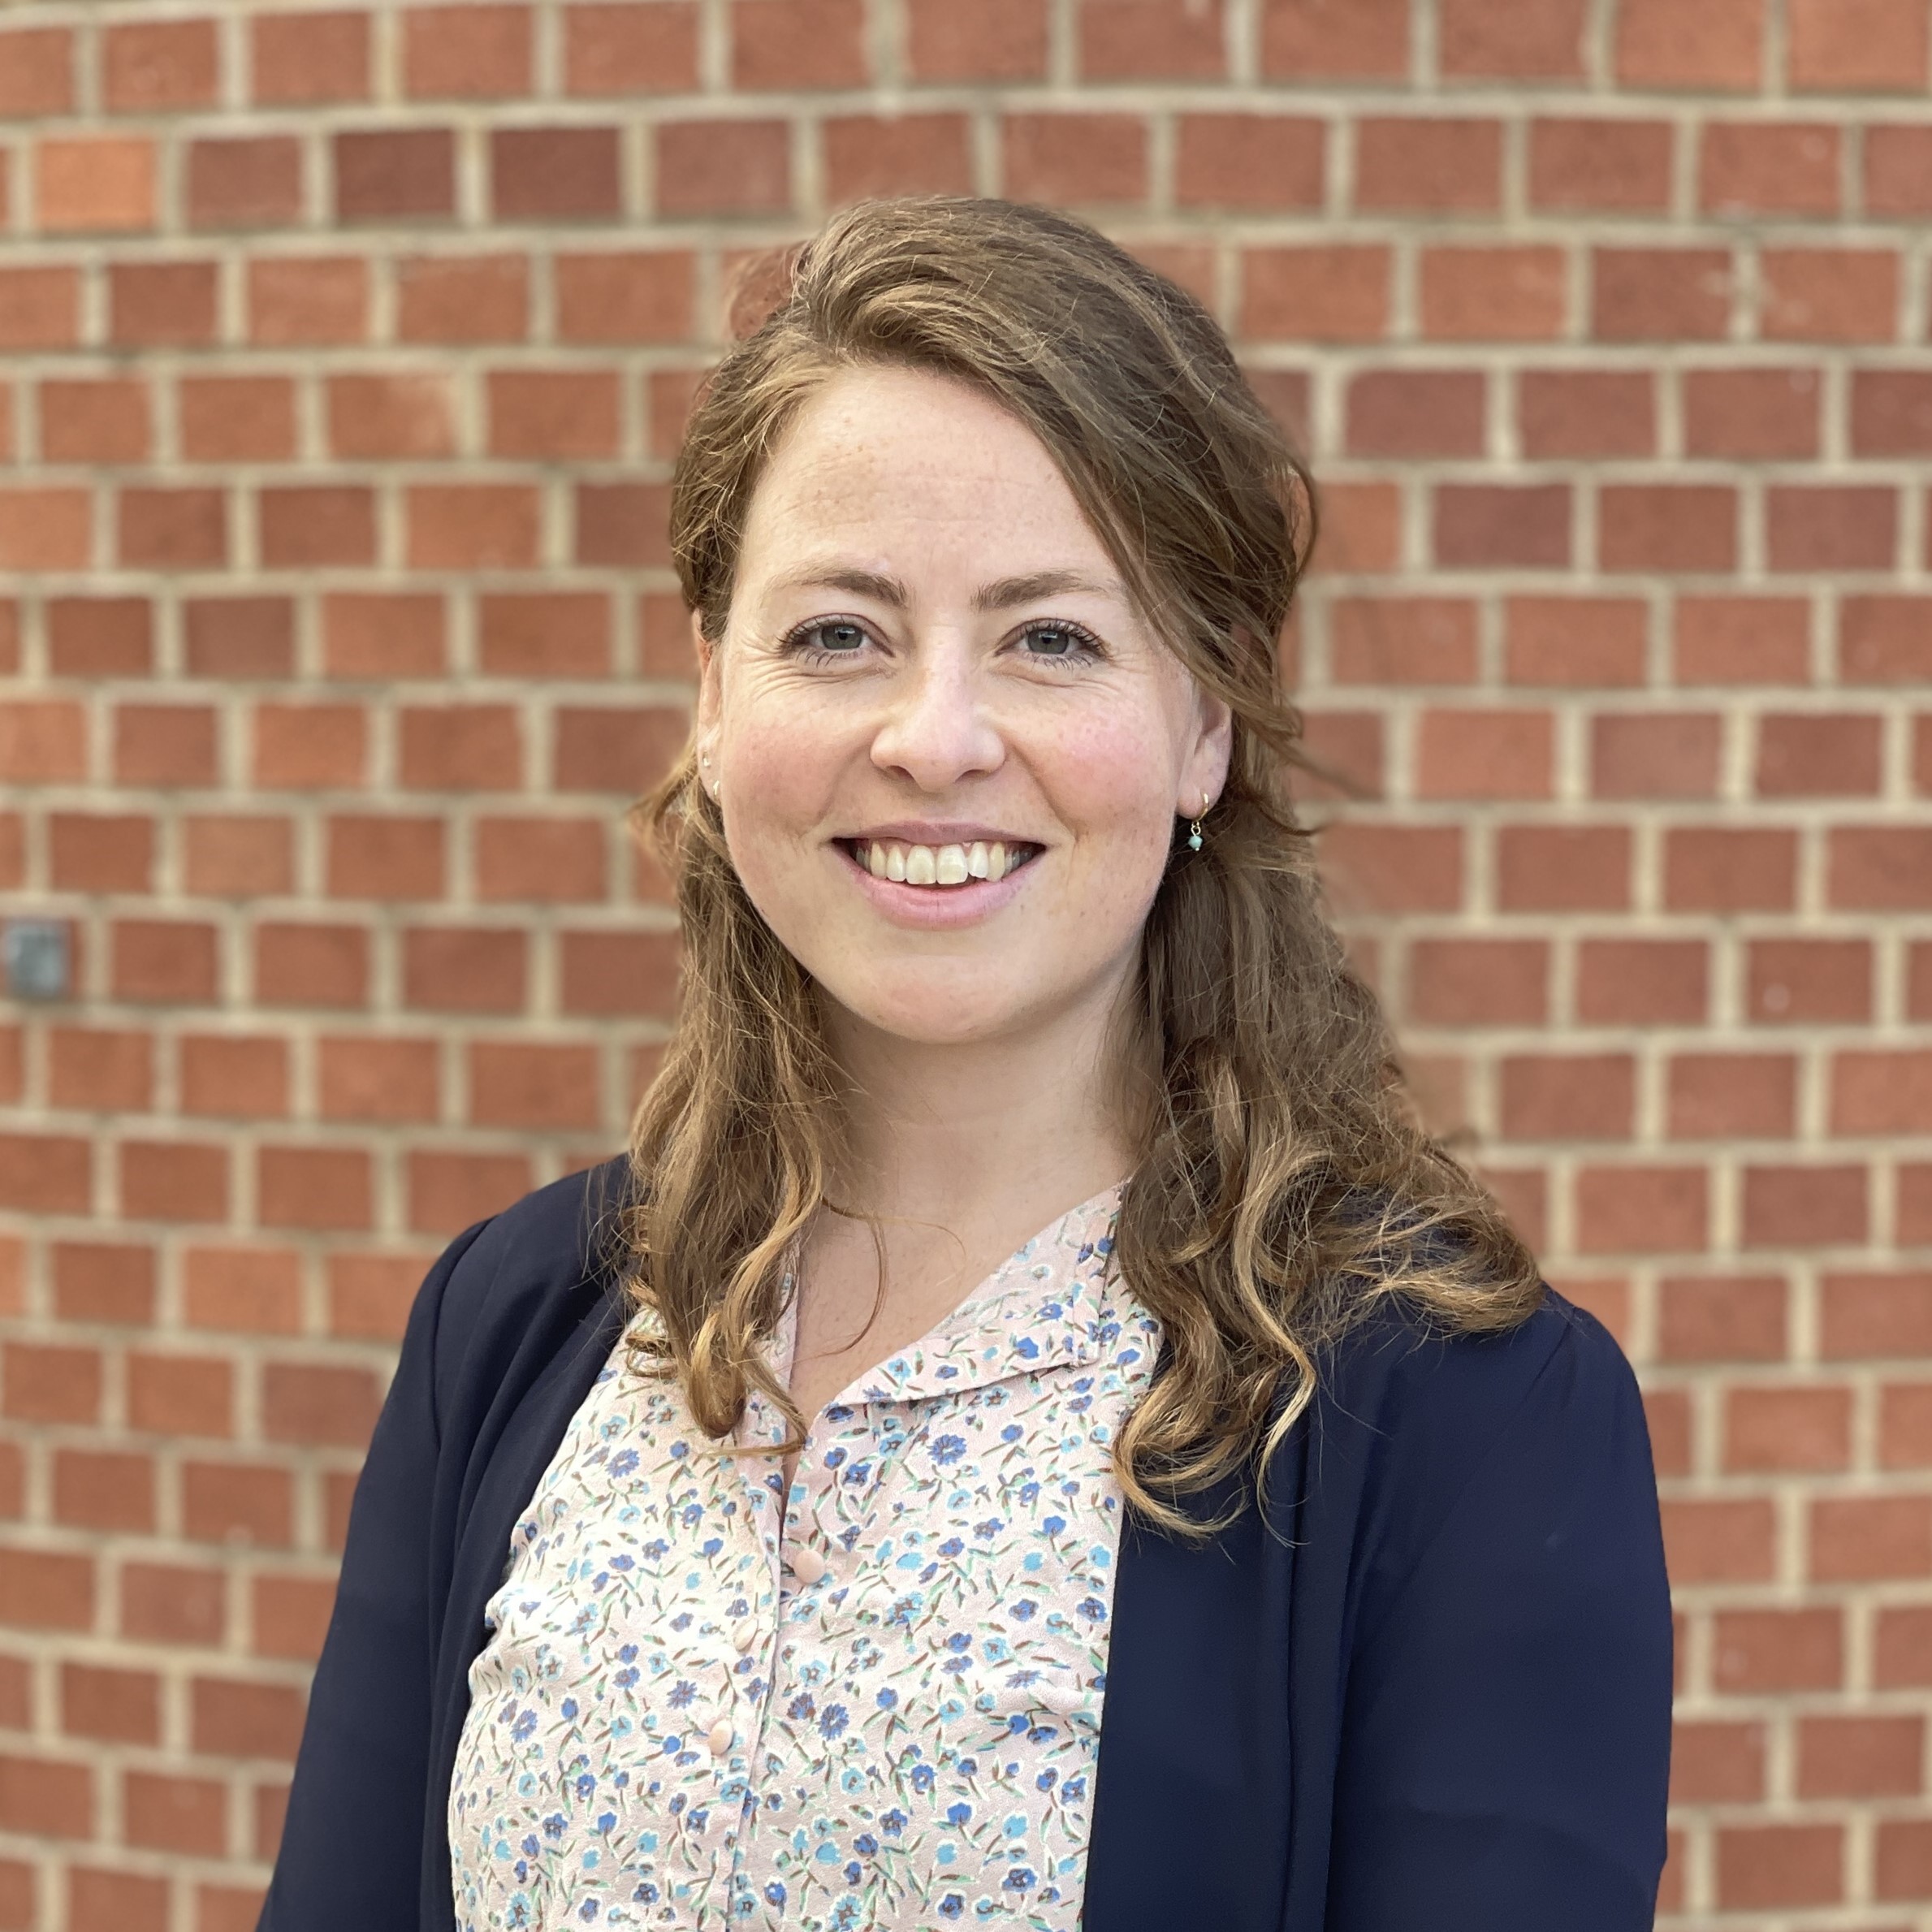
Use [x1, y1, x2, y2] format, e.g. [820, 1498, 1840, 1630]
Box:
[447, 1182, 1161, 1931]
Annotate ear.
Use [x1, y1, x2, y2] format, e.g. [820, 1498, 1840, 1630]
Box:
[693, 608, 721, 767]
[1180, 685, 1234, 818]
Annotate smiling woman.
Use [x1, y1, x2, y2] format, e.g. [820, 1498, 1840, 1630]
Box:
[260, 199, 1673, 1932]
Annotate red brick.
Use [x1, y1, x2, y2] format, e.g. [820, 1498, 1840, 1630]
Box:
[1433, 485, 1570, 568]
[335, 127, 456, 222]
[1354, 117, 1500, 212]
[397, 253, 529, 343]
[1784, 492, 1908, 584]
[1528, 119, 1673, 210]
[1316, 825, 1463, 914]
[62, 1662, 158, 1744]
[0, 1135, 92, 1216]
[406, 484, 540, 570]
[475, 816, 608, 902]
[654, 119, 792, 217]
[1822, 1271, 1932, 1359]
[1668, 1053, 1797, 1140]
[1260, 0, 1407, 76]
[262, 1361, 381, 1449]
[402, 3, 530, 97]
[54, 1446, 154, 1535]
[322, 590, 447, 679]
[491, 126, 621, 220]
[1882, 1385, 1932, 1468]
[45, 1030, 149, 1115]
[1714, 1606, 1842, 1691]
[1496, 827, 1630, 910]
[36, 136, 156, 232]
[1743, 1164, 1868, 1247]
[111, 918, 218, 1004]
[0, 1544, 94, 1634]
[1591, 714, 1721, 797]
[1600, 485, 1737, 574]
[192, 1677, 305, 1761]
[187, 135, 302, 231]
[3, 1342, 102, 1423]
[125, 1770, 226, 1856]
[574, 481, 672, 568]
[323, 371, 457, 461]
[1701, 121, 1842, 215]
[397, 707, 524, 791]
[251, 11, 370, 103]
[50, 813, 153, 893]
[179, 1035, 289, 1120]
[184, 1462, 294, 1549]
[469, 1042, 603, 1130]
[1671, 1721, 1766, 1804]
[1174, 115, 1323, 210]
[103, 18, 218, 110]
[1756, 713, 1882, 796]
[1675, 593, 1811, 685]
[253, 923, 370, 1009]
[1683, 365, 1822, 459]
[0, 266, 80, 349]
[1593, 248, 1734, 339]
[121, 1561, 224, 1644]
[1866, 125, 1932, 214]
[1503, 597, 1658, 692]
[1878, 1820, 1932, 1900]
[181, 1248, 303, 1338]
[477, 594, 611, 681]
[52, 1239, 156, 1325]
[408, 1151, 534, 1234]
[1240, 245, 1390, 342]
[117, 485, 227, 569]
[0, 486, 89, 568]
[1830, 827, 1932, 908]
[560, 931, 683, 1018]
[178, 377, 298, 465]
[118, 1139, 230, 1224]
[0, 698, 86, 780]
[1662, 1498, 1775, 1582]
[563, 2, 701, 93]
[1417, 247, 1566, 341]
[1877, 1605, 1932, 1686]
[487, 370, 620, 461]
[249, 702, 366, 793]
[402, 927, 529, 1013]
[1914, 941, 1932, 1021]
[1724, 1385, 1852, 1472]
[1407, 939, 1548, 1027]
[329, 1253, 430, 1341]
[253, 1575, 337, 1662]
[1575, 1165, 1709, 1255]
[1798, 1713, 1925, 1799]
[904, 0, 1049, 73]
[823, 111, 976, 201]
[1664, 828, 1796, 911]
[40, 376, 149, 463]
[128, 1352, 232, 1436]
[1852, 370, 1932, 455]
[257, 1146, 373, 1231]
[730, 0, 867, 86]
[1498, 1054, 1633, 1142]
[554, 253, 691, 346]
[318, 1035, 442, 1124]
[1515, 369, 1653, 460]
[108, 261, 218, 351]
[1616, 0, 1763, 86]
[1079, 0, 1227, 78]
[1344, 370, 1485, 457]
[181, 598, 289, 681]
[325, 816, 445, 900]
[1438, 0, 1585, 74]
[1715, 1824, 1842, 1909]
[1414, 710, 1552, 801]
[1834, 1049, 1932, 1135]
[1813, 1496, 1932, 1581]
[1001, 115, 1148, 206]
[258, 486, 376, 568]
[1789, 0, 1929, 88]
[248, 256, 370, 344]
[1761, 248, 1900, 341]
[0, 25, 75, 115]
[554, 707, 689, 793]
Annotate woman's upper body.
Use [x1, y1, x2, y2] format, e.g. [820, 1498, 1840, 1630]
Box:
[260, 194, 1675, 1929]
[259, 1157, 1671, 1932]
[447, 1181, 1156, 1930]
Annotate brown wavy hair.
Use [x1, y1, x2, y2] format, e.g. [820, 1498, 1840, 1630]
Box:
[616, 196, 1541, 1535]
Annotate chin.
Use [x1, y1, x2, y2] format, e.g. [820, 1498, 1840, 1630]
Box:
[821, 969, 1048, 1048]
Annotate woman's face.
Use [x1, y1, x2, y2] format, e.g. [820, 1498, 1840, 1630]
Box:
[696, 363, 1231, 1052]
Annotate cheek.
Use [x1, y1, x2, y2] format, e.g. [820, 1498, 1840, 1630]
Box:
[1042, 711, 1184, 849]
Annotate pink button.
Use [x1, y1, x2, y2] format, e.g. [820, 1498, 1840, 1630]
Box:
[789, 1544, 827, 1584]
[707, 1717, 733, 1757]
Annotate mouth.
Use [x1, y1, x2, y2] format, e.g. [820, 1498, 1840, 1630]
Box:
[837, 837, 1043, 890]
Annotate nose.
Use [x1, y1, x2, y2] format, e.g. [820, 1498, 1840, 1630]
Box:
[867, 638, 1005, 791]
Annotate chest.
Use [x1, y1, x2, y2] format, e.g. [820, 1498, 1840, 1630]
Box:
[447, 1289, 1162, 1930]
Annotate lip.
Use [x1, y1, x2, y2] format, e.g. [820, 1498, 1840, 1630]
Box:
[841, 821, 1040, 846]
[831, 839, 1039, 930]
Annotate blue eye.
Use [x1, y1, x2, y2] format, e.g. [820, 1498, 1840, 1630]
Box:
[805, 621, 867, 653]
[1019, 622, 1100, 663]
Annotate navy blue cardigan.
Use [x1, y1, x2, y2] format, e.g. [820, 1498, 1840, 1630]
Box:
[260, 1160, 1671, 1930]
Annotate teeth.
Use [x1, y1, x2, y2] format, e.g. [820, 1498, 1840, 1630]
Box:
[854, 840, 1033, 888]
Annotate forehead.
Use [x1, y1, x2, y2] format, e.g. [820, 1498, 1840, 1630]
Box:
[736, 365, 1117, 582]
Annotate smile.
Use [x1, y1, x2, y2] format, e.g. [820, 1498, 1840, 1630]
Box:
[840, 838, 1041, 889]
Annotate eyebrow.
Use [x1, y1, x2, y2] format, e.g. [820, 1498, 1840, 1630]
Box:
[769, 565, 1127, 612]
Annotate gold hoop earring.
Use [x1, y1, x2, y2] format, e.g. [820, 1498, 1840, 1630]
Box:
[1186, 790, 1208, 853]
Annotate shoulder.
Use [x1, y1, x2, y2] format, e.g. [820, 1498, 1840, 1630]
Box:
[415, 1156, 635, 1413]
[1299, 1284, 1653, 1556]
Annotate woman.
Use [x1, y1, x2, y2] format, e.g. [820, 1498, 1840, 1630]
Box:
[261, 197, 1671, 1932]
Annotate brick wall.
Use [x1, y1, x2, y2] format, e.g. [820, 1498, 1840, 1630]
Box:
[0, 1, 1927, 1925]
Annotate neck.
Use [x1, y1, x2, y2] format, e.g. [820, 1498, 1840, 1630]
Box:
[823, 991, 1140, 1232]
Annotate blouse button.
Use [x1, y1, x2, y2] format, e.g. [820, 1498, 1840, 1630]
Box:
[789, 1544, 827, 1584]
[733, 1619, 759, 1653]
[707, 1716, 733, 1757]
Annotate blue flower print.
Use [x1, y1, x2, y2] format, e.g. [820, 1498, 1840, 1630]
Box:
[819, 1704, 849, 1739]
[931, 1435, 966, 1465]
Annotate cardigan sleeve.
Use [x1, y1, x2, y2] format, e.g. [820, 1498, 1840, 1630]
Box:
[257, 1217, 494, 1932]
[1321, 1303, 1674, 1932]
